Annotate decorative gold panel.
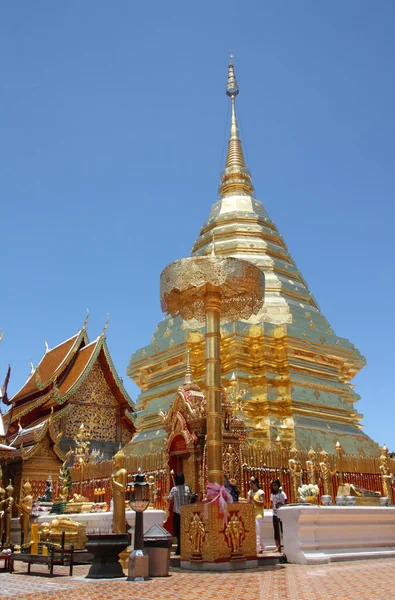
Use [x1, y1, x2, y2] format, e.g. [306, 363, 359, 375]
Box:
[66, 405, 116, 442]
[71, 362, 118, 407]
[181, 503, 256, 562]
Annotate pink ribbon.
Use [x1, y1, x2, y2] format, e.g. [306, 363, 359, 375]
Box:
[204, 482, 233, 524]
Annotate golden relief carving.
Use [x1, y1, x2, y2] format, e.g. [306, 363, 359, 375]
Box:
[189, 513, 206, 554]
[225, 514, 245, 553]
[71, 363, 118, 407]
[66, 406, 116, 442]
[181, 504, 256, 563]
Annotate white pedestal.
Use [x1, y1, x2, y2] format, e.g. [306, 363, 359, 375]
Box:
[279, 505, 395, 564]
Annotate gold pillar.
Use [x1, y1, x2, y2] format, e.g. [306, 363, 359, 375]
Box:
[205, 284, 223, 485]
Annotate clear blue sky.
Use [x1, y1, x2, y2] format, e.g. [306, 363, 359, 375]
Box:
[1, 2, 394, 449]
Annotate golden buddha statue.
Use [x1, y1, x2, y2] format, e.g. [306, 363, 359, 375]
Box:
[4, 481, 14, 544]
[379, 445, 393, 499]
[18, 480, 33, 545]
[111, 446, 127, 534]
[306, 448, 319, 485]
[0, 484, 5, 544]
[288, 447, 303, 502]
[319, 450, 333, 496]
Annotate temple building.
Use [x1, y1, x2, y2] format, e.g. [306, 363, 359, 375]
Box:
[0, 321, 135, 499]
[126, 58, 379, 458]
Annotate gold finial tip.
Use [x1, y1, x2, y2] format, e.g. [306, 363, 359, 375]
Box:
[229, 49, 234, 62]
[226, 54, 239, 97]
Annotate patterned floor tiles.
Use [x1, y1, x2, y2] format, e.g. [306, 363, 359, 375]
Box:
[1, 559, 395, 600]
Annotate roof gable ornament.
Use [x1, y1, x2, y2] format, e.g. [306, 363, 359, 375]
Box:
[83, 309, 89, 331]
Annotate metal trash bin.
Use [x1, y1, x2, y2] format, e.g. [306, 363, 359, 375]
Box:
[143, 524, 173, 577]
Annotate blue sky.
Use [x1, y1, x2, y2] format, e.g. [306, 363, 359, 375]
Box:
[1, 1, 394, 449]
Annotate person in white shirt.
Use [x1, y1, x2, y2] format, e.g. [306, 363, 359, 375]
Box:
[270, 478, 287, 552]
[248, 477, 265, 553]
[168, 472, 190, 555]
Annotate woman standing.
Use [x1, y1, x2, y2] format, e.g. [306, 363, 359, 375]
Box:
[271, 478, 287, 552]
[248, 477, 265, 554]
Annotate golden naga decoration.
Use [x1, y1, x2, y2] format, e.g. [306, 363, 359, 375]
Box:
[225, 514, 245, 554]
[288, 447, 303, 502]
[319, 450, 333, 496]
[39, 517, 87, 549]
[189, 513, 206, 555]
[18, 480, 33, 544]
[379, 445, 393, 499]
[111, 445, 127, 534]
[306, 448, 319, 485]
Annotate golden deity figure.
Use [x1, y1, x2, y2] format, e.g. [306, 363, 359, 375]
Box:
[3, 481, 14, 544]
[319, 450, 333, 496]
[18, 480, 33, 545]
[288, 447, 303, 502]
[306, 448, 319, 485]
[0, 483, 6, 544]
[226, 444, 237, 481]
[189, 513, 206, 554]
[111, 446, 127, 534]
[379, 445, 393, 499]
[225, 514, 245, 554]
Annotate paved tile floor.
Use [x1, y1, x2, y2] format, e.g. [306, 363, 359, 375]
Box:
[0, 559, 395, 600]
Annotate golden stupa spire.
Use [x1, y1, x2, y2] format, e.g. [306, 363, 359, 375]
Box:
[219, 52, 254, 198]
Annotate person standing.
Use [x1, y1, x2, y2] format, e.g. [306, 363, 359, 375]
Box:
[248, 477, 265, 554]
[271, 478, 287, 552]
[168, 472, 190, 555]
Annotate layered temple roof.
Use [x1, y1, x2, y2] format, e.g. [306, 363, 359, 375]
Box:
[126, 57, 379, 456]
[3, 324, 135, 445]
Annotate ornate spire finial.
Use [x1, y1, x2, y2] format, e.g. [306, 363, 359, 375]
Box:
[219, 54, 254, 198]
[184, 350, 194, 385]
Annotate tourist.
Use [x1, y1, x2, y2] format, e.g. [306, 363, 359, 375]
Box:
[168, 472, 191, 555]
[248, 477, 265, 554]
[271, 478, 287, 552]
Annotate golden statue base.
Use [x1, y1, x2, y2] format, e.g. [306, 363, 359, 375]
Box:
[180, 502, 256, 569]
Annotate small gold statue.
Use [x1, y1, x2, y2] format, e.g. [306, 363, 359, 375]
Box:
[111, 446, 127, 534]
[319, 450, 333, 496]
[306, 448, 319, 485]
[3, 480, 14, 544]
[189, 513, 206, 554]
[379, 445, 393, 499]
[18, 480, 33, 544]
[226, 444, 237, 481]
[288, 447, 303, 502]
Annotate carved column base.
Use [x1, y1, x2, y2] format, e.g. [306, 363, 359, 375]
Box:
[180, 503, 256, 567]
